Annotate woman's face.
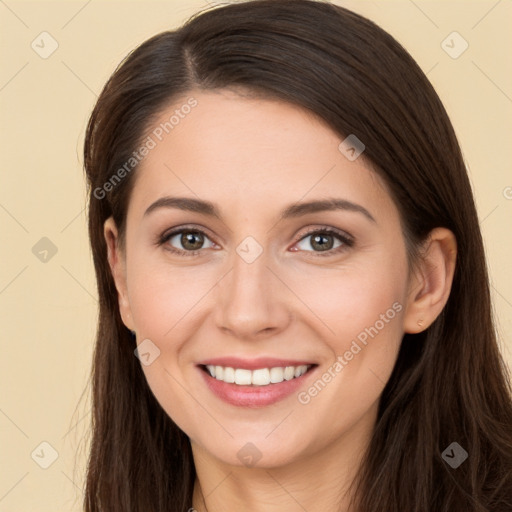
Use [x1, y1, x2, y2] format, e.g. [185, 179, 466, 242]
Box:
[107, 88, 415, 468]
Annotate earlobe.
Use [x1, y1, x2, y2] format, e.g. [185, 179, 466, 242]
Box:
[103, 216, 135, 331]
[403, 227, 457, 334]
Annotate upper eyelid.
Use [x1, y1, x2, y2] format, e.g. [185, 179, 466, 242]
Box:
[161, 224, 216, 243]
[297, 226, 353, 241]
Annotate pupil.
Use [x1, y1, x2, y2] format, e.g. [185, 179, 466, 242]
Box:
[182, 232, 203, 250]
[312, 234, 333, 251]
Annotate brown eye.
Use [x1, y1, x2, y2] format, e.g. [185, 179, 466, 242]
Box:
[310, 233, 335, 251]
[294, 228, 354, 256]
[159, 227, 216, 256]
[180, 231, 205, 250]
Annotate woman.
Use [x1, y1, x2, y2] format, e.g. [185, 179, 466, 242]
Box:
[82, 0, 512, 510]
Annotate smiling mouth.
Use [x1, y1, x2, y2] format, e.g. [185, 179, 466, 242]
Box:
[199, 364, 318, 387]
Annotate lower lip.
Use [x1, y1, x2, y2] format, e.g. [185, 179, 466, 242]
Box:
[198, 366, 317, 408]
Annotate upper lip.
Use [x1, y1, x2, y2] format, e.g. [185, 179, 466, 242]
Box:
[197, 357, 317, 371]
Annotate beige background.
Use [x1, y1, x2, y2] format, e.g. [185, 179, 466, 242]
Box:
[0, 0, 511, 510]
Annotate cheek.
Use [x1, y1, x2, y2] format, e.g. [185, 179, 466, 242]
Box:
[126, 252, 209, 340]
[291, 255, 406, 348]
[125, 258, 204, 434]
[124, 254, 216, 419]
[290, 251, 406, 413]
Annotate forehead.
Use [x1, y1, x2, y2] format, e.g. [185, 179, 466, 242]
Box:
[128, 88, 395, 223]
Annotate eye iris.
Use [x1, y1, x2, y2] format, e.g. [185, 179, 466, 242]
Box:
[181, 231, 204, 250]
[311, 233, 334, 251]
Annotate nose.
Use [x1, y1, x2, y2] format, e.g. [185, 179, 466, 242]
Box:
[213, 249, 292, 341]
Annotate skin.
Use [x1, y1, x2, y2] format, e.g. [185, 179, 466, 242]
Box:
[104, 88, 457, 512]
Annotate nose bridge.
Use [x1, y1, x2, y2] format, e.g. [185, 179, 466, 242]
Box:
[213, 238, 290, 338]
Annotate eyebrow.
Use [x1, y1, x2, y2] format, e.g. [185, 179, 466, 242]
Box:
[143, 196, 376, 223]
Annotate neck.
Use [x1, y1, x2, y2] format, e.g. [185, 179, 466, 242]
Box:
[190, 407, 376, 512]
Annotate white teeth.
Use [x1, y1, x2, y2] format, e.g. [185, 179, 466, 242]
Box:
[204, 364, 311, 386]
[284, 366, 295, 380]
[269, 367, 283, 383]
[223, 366, 235, 383]
[234, 369, 252, 385]
[252, 368, 270, 386]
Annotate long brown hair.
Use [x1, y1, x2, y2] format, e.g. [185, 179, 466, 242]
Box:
[81, 1, 512, 510]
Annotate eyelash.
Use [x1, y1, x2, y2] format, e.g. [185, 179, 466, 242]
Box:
[157, 225, 354, 258]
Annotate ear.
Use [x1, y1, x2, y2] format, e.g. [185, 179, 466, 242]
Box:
[403, 227, 457, 333]
[103, 216, 135, 331]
